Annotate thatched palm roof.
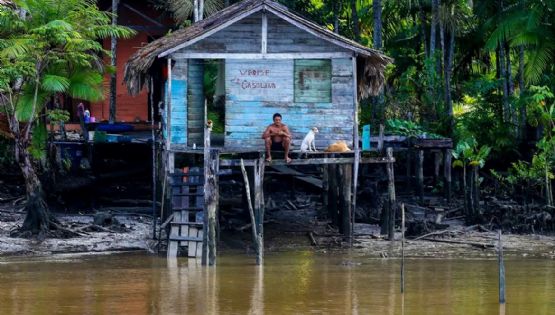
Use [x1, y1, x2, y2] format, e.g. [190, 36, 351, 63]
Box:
[124, 0, 392, 98]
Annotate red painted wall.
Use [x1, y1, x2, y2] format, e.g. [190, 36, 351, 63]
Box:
[90, 34, 150, 123]
[91, 1, 172, 123]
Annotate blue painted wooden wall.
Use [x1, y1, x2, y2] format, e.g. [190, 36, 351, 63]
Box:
[169, 59, 187, 144]
[224, 58, 354, 149]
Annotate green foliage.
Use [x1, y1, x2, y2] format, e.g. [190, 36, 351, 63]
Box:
[526, 86, 555, 136]
[452, 137, 491, 168]
[386, 118, 442, 139]
[0, 0, 134, 162]
[47, 109, 70, 124]
[29, 121, 46, 160]
[453, 77, 518, 157]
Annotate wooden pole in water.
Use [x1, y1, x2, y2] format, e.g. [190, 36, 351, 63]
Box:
[387, 147, 396, 241]
[241, 159, 262, 265]
[498, 229, 506, 304]
[401, 203, 405, 293]
[416, 150, 424, 203]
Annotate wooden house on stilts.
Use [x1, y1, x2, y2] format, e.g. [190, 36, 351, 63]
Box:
[124, 0, 393, 265]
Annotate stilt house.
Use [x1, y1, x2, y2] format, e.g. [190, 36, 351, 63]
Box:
[125, 0, 392, 151]
[124, 0, 393, 264]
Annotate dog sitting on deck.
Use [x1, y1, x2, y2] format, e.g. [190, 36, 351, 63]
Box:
[324, 141, 351, 153]
[300, 127, 319, 153]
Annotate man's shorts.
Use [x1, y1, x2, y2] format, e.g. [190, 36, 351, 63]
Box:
[271, 141, 284, 151]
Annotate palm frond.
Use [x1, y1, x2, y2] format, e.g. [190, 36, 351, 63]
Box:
[525, 41, 555, 84]
[41, 74, 70, 93]
[0, 38, 33, 59]
[15, 85, 48, 122]
[67, 70, 104, 102]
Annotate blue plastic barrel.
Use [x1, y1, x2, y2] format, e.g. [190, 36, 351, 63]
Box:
[362, 124, 371, 151]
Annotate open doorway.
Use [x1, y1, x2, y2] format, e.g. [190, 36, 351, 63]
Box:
[203, 59, 225, 147]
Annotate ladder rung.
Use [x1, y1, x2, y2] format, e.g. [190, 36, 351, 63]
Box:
[173, 207, 203, 211]
[172, 192, 204, 196]
[170, 173, 204, 178]
[170, 222, 203, 227]
[169, 236, 203, 242]
[171, 182, 204, 187]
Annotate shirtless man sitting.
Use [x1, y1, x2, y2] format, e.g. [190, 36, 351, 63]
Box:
[261, 113, 292, 163]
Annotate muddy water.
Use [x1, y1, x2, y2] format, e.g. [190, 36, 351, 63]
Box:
[0, 252, 553, 315]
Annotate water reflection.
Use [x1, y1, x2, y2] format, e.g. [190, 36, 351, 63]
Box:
[0, 253, 554, 315]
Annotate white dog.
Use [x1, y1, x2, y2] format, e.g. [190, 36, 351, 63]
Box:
[300, 127, 319, 153]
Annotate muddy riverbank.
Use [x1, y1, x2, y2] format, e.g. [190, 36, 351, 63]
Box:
[1, 209, 554, 259]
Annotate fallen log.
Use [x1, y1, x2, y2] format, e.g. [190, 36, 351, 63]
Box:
[418, 238, 494, 248]
[412, 229, 456, 241]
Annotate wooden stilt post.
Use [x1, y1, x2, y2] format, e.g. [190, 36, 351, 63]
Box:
[203, 123, 218, 266]
[377, 124, 385, 154]
[167, 152, 178, 258]
[406, 149, 412, 188]
[322, 165, 329, 217]
[339, 164, 352, 238]
[351, 149, 360, 245]
[328, 163, 338, 226]
[417, 150, 424, 203]
[387, 147, 396, 241]
[254, 155, 265, 265]
[443, 149, 452, 202]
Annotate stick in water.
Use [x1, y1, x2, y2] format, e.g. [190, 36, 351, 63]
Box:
[498, 229, 506, 304]
[401, 203, 405, 294]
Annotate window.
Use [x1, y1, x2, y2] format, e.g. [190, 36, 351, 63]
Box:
[294, 59, 332, 103]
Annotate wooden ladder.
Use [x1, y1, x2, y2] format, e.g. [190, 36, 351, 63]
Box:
[167, 167, 204, 258]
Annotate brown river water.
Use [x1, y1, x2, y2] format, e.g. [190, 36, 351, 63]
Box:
[0, 251, 553, 315]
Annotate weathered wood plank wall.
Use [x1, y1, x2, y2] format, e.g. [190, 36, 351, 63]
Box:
[267, 14, 350, 53]
[187, 59, 205, 146]
[224, 58, 354, 149]
[168, 11, 355, 149]
[169, 59, 187, 144]
[186, 13, 262, 53]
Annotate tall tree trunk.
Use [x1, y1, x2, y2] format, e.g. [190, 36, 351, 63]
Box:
[518, 45, 526, 140]
[418, 4, 428, 58]
[15, 137, 50, 236]
[430, 0, 439, 61]
[506, 43, 514, 95]
[498, 42, 510, 123]
[373, 0, 382, 50]
[109, 0, 118, 123]
[198, 0, 204, 21]
[350, 0, 360, 42]
[439, 11, 445, 76]
[333, 1, 340, 33]
[372, 0, 384, 122]
[445, 26, 455, 137]
[429, 0, 440, 110]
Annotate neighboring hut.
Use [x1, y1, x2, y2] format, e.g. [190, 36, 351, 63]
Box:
[125, 0, 392, 150]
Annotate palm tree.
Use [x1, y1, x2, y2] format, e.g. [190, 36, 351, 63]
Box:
[166, 0, 224, 23]
[0, 0, 133, 236]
